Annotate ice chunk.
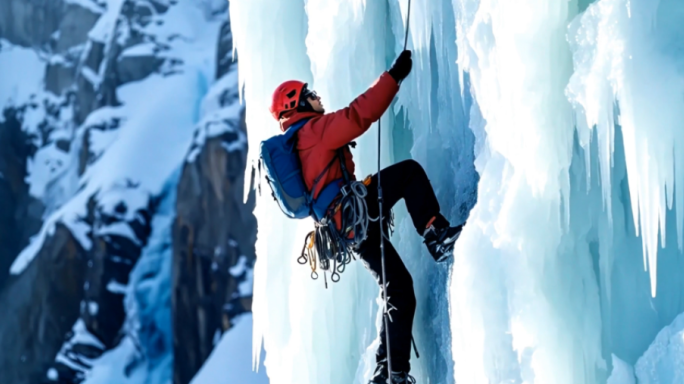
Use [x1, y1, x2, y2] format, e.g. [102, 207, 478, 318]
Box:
[607, 355, 635, 384]
[635, 312, 684, 384]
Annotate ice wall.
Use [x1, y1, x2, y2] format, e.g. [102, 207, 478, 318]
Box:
[232, 0, 476, 383]
[567, 0, 684, 297]
[449, 1, 608, 383]
[233, 0, 684, 383]
[231, 1, 388, 383]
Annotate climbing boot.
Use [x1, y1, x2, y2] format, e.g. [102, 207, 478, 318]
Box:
[423, 224, 463, 262]
[369, 368, 417, 384]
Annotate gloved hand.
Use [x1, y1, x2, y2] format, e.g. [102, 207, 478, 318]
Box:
[388, 50, 412, 83]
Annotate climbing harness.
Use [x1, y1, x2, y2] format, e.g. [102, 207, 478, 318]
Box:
[297, 146, 374, 287]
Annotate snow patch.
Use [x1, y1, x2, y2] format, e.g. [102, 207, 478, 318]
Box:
[190, 314, 269, 384]
[47, 368, 59, 381]
[0, 40, 46, 108]
[64, 0, 105, 14]
[107, 280, 127, 294]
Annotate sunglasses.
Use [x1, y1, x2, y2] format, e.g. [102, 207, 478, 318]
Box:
[302, 89, 319, 100]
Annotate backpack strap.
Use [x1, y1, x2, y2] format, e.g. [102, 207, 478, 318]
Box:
[310, 154, 340, 195]
[337, 147, 351, 184]
[310, 143, 355, 195]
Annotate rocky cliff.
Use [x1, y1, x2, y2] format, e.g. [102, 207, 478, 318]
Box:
[0, 0, 255, 383]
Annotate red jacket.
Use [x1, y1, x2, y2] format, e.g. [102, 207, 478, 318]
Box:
[280, 72, 399, 209]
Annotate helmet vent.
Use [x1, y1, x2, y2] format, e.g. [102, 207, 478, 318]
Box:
[290, 101, 296, 108]
[286, 90, 297, 98]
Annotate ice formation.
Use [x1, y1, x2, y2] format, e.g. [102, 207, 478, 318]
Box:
[232, 0, 684, 383]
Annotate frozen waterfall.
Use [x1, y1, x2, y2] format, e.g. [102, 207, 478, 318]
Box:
[231, 0, 684, 383]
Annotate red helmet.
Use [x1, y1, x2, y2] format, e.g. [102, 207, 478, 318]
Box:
[269, 80, 307, 120]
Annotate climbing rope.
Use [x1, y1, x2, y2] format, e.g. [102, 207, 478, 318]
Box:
[297, 179, 374, 286]
[296, 1, 412, 379]
[378, 0, 411, 381]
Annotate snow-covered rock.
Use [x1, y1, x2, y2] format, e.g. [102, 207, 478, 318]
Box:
[1, 0, 258, 383]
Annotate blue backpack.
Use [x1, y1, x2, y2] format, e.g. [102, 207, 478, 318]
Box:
[259, 119, 347, 221]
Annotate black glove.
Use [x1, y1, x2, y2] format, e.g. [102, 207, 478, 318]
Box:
[388, 50, 412, 82]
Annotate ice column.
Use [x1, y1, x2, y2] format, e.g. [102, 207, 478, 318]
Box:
[567, 0, 684, 297]
[231, 1, 383, 383]
[450, 1, 605, 383]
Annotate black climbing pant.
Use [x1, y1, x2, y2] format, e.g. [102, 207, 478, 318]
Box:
[356, 159, 449, 373]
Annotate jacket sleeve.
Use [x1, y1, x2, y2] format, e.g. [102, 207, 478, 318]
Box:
[318, 72, 399, 149]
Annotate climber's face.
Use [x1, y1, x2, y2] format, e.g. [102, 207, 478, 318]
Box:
[304, 90, 325, 113]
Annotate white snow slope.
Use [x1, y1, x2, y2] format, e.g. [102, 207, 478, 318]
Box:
[231, 0, 684, 383]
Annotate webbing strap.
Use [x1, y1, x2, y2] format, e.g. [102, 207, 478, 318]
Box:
[311, 153, 340, 194]
[337, 148, 351, 184]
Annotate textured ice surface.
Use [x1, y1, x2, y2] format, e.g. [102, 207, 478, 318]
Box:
[232, 0, 684, 383]
[634, 312, 684, 384]
[567, 0, 684, 297]
[232, 0, 475, 383]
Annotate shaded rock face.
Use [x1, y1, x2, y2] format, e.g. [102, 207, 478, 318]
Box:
[0, 1, 253, 383]
[171, 19, 254, 384]
[45, 192, 154, 382]
[173, 122, 255, 384]
[81, 194, 153, 349]
[45, 3, 101, 97]
[0, 0, 165, 381]
[0, 224, 86, 384]
[0, 107, 44, 289]
[173, 126, 255, 384]
[0, 0, 65, 48]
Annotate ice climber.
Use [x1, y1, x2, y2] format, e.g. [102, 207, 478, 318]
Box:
[267, 50, 464, 383]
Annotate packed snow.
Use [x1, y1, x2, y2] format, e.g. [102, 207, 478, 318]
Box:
[190, 314, 269, 384]
[9, 0, 223, 275]
[0, 39, 46, 107]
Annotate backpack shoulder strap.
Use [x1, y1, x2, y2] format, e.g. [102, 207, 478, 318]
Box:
[311, 155, 340, 194]
[337, 147, 351, 184]
[284, 118, 311, 138]
[310, 143, 353, 195]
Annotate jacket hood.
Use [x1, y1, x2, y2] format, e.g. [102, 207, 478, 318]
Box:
[279, 111, 323, 132]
